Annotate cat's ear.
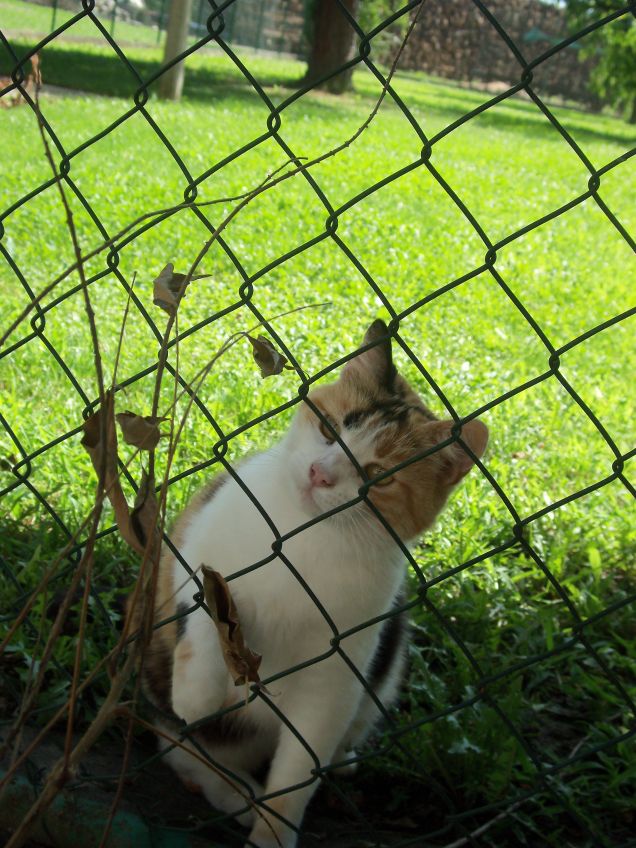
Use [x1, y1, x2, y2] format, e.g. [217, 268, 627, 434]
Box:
[342, 319, 397, 391]
[431, 419, 489, 485]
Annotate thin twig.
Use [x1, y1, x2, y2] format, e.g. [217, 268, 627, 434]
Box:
[111, 272, 136, 390]
[30, 56, 105, 405]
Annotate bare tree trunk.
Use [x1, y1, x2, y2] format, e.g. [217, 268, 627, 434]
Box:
[303, 0, 360, 94]
[158, 0, 194, 101]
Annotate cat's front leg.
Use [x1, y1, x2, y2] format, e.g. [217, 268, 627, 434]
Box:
[245, 660, 364, 848]
[171, 610, 229, 725]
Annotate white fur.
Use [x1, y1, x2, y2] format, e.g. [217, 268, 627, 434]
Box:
[169, 411, 409, 848]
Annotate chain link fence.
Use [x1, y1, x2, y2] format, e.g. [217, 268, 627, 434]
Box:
[1, 1, 635, 847]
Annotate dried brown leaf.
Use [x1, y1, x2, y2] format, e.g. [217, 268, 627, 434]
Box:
[81, 390, 129, 526]
[201, 566, 262, 687]
[81, 392, 155, 556]
[153, 262, 211, 313]
[247, 334, 290, 378]
[130, 469, 159, 552]
[31, 53, 41, 88]
[0, 55, 39, 109]
[116, 411, 166, 450]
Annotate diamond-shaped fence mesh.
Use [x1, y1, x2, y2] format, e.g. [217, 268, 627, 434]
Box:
[0, 1, 635, 847]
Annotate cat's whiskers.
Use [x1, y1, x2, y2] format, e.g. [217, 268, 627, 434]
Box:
[333, 499, 379, 543]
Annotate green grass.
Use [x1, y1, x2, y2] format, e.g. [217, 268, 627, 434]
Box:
[1, 36, 635, 848]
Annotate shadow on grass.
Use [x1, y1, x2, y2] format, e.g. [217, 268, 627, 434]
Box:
[3, 38, 299, 104]
[2, 39, 633, 151]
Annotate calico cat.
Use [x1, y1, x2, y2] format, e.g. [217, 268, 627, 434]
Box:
[139, 319, 488, 848]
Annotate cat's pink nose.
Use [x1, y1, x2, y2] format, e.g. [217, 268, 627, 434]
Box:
[309, 462, 335, 488]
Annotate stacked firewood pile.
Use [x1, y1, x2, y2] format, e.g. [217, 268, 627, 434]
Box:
[400, 0, 600, 107]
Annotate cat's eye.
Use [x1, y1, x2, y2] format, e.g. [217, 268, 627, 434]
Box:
[365, 463, 394, 486]
[318, 414, 339, 444]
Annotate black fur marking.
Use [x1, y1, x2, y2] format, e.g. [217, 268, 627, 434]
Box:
[368, 606, 407, 691]
[344, 400, 410, 429]
[343, 408, 372, 428]
[175, 602, 188, 641]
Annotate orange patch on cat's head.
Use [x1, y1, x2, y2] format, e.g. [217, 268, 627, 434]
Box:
[298, 320, 488, 541]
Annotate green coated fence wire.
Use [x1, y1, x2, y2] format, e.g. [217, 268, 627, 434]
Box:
[1, 1, 635, 847]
